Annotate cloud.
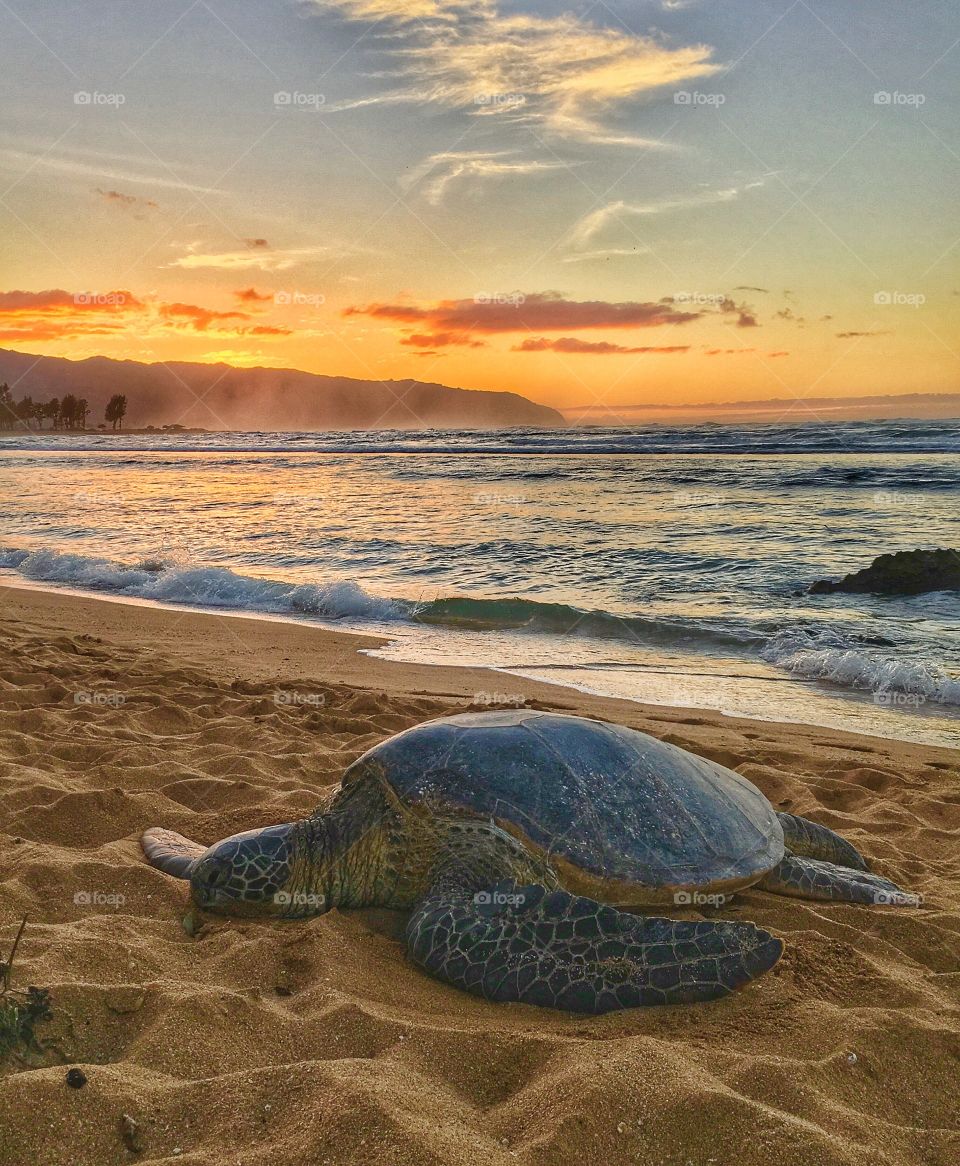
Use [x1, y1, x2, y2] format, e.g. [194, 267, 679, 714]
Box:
[563, 246, 650, 263]
[158, 302, 293, 337]
[514, 337, 690, 354]
[0, 288, 142, 312]
[96, 188, 158, 210]
[0, 287, 145, 342]
[244, 238, 270, 248]
[317, 0, 446, 15]
[0, 146, 221, 194]
[0, 287, 292, 344]
[565, 181, 765, 259]
[168, 244, 334, 271]
[659, 293, 760, 328]
[706, 296, 760, 328]
[735, 285, 768, 293]
[313, 1, 720, 146]
[344, 291, 702, 336]
[704, 347, 788, 357]
[158, 302, 250, 331]
[234, 287, 273, 303]
[399, 331, 487, 348]
[245, 324, 293, 336]
[401, 150, 571, 205]
[836, 330, 889, 338]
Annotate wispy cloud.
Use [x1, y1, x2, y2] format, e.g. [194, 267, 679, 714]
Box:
[167, 244, 335, 272]
[565, 181, 765, 259]
[400, 150, 571, 205]
[313, 1, 720, 146]
[0, 146, 221, 194]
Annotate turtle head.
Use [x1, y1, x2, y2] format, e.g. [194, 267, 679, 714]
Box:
[142, 821, 329, 918]
[190, 823, 327, 917]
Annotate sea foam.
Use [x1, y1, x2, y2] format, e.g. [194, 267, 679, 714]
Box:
[762, 628, 960, 705]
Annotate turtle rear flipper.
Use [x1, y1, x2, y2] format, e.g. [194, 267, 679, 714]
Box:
[406, 881, 783, 1014]
[141, 828, 206, 879]
[760, 855, 920, 906]
[777, 812, 870, 871]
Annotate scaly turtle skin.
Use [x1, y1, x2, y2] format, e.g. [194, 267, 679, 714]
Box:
[142, 711, 919, 1013]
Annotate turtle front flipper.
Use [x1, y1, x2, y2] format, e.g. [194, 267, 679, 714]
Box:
[759, 855, 920, 906]
[141, 827, 206, 879]
[406, 881, 783, 1013]
[777, 812, 870, 871]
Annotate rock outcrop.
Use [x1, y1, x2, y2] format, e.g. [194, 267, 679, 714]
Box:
[809, 548, 960, 595]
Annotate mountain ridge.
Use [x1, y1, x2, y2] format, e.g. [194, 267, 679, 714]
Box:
[0, 347, 563, 430]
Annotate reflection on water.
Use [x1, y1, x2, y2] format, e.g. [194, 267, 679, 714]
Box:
[1, 427, 958, 745]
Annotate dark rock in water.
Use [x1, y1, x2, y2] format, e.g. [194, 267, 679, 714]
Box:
[809, 549, 960, 595]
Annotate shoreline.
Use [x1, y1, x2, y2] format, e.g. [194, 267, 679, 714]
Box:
[1, 584, 957, 1165]
[3, 572, 958, 750]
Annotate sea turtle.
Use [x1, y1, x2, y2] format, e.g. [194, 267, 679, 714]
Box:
[142, 710, 918, 1013]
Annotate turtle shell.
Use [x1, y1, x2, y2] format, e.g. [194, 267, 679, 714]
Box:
[344, 710, 784, 900]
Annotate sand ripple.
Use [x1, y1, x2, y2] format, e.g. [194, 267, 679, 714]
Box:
[0, 610, 957, 1166]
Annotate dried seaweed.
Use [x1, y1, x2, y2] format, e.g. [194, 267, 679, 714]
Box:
[0, 918, 53, 1064]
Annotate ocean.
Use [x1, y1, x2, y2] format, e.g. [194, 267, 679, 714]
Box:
[1, 418, 958, 746]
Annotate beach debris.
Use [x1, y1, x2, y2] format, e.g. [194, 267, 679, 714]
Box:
[0, 917, 54, 1065]
[181, 908, 202, 937]
[809, 548, 960, 595]
[120, 1113, 145, 1154]
[66, 1067, 88, 1088]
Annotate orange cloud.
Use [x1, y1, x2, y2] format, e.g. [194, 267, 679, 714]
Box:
[0, 288, 145, 342]
[399, 331, 487, 348]
[158, 302, 249, 331]
[0, 288, 292, 345]
[234, 287, 273, 303]
[0, 288, 143, 312]
[514, 337, 690, 355]
[345, 292, 702, 335]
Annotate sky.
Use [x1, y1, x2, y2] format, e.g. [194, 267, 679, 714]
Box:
[0, 0, 958, 414]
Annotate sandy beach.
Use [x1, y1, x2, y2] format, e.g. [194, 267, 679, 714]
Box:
[0, 586, 955, 1165]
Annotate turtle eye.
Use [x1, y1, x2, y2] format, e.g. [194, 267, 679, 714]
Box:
[207, 868, 223, 886]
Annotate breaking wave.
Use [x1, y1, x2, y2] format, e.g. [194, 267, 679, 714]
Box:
[3, 546, 957, 707]
[761, 629, 960, 706]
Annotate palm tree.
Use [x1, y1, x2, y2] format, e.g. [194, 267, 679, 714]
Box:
[0, 383, 13, 430]
[105, 394, 128, 430]
[14, 396, 35, 429]
[60, 393, 78, 430]
[43, 398, 61, 429]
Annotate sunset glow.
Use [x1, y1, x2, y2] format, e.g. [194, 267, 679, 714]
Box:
[1, 0, 957, 415]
